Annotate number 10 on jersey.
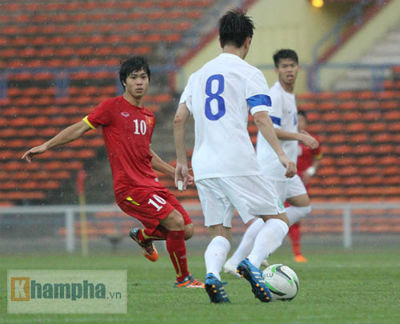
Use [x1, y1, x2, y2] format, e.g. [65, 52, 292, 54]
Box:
[205, 74, 225, 121]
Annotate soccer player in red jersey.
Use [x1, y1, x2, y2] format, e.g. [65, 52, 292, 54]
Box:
[288, 110, 322, 262]
[22, 56, 204, 288]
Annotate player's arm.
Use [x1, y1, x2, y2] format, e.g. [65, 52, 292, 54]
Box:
[22, 120, 91, 162]
[254, 111, 297, 178]
[173, 103, 190, 190]
[150, 149, 175, 178]
[150, 148, 194, 185]
[275, 128, 319, 149]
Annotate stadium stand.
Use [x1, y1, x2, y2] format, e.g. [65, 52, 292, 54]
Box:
[294, 79, 400, 202]
[333, 21, 400, 91]
[1, 0, 399, 213]
[0, 0, 221, 206]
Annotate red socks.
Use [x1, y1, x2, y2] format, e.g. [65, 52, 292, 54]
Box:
[288, 222, 301, 256]
[137, 228, 189, 281]
[166, 230, 189, 281]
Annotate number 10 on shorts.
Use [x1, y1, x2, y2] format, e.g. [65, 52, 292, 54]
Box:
[148, 194, 166, 211]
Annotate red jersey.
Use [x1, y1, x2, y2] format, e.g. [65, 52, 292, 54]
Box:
[84, 96, 164, 203]
[297, 135, 322, 177]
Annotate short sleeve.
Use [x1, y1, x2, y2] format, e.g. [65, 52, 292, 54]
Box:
[245, 70, 272, 115]
[179, 75, 193, 113]
[84, 99, 113, 129]
[267, 90, 283, 129]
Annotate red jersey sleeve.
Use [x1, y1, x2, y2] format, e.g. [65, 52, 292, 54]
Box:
[83, 99, 113, 129]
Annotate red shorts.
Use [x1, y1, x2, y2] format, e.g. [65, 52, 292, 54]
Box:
[118, 187, 192, 233]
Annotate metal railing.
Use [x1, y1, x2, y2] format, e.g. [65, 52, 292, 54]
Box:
[1, 202, 399, 253]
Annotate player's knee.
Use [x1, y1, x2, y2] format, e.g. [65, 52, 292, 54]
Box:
[184, 224, 194, 240]
[165, 210, 184, 230]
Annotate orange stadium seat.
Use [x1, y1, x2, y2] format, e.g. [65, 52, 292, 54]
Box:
[346, 122, 366, 132]
[336, 91, 356, 100]
[357, 91, 375, 100]
[388, 123, 400, 132]
[2, 3, 399, 206]
[351, 133, 368, 143]
[383, 110, 400, 121]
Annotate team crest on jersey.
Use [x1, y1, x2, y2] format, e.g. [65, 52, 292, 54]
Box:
[146, 117, 153, 126]
[121, 112, 130, 117]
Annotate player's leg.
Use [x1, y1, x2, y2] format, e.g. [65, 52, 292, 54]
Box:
[205, 225, 232, 281]
[159, 192, 203, 286]
[196, 178, 233, 303]
[134, 211, 191, 241]
[129, 227, 160, 262]
[220, 175, 286, 302]
[164, 191, 194, 241]
[246, 213, 289, 268]
[119, 189, 202, 287]
[237, 212, 288, 303]
[224, 177, 287, 274]
[285, 175, 312, 226]
[286, 176, 312, 262]
[120, 195, 161, 262]
[184, 223, 194, 240]
[286, 194, 311, 225]
[204, 224, 231, 303]
[224, 218, 264, 276]
[159, 209, 203, 288]
[288, 222, 307, 262]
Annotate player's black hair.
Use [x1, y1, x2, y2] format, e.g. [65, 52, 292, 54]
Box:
[298, 110, 307, 119]
[219, 9, 255, 48]
[119, 56, 151, 88]
[273, 49, 299, 68]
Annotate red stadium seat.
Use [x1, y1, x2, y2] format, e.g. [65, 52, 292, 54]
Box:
[2, 4, 399, 205]
[381, 101, 398, 109]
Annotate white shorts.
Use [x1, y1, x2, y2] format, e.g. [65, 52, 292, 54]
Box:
[268, 174, 307, 203]
[195, 175, 285, 228]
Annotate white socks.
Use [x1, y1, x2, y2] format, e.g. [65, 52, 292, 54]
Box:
[227, 218, 264, 266]
[248, 218, 289, 268]
[204, 236, 231, 280]
[286, 205, 312, 226]
[224, 206, 311, 269]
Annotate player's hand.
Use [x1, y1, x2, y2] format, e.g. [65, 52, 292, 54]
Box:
[279, 155, 297, 178]
[21, 144, 48, 163]
[299, 131, 319, 149]
[187, 173, 194, 186]
[175, 162, 189, 191]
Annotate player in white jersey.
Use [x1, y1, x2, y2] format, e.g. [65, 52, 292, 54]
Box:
[173, 10, 296, 304]
[224, 49, 319, 274]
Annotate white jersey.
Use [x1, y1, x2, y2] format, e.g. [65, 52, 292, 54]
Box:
[256, 81, 299, 180]
[180, 53, 272, 181]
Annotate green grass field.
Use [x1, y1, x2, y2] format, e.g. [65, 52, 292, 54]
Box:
[1, 245, 400, 324]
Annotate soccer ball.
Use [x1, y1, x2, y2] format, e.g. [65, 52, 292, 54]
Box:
[262, 264, 299, 301]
